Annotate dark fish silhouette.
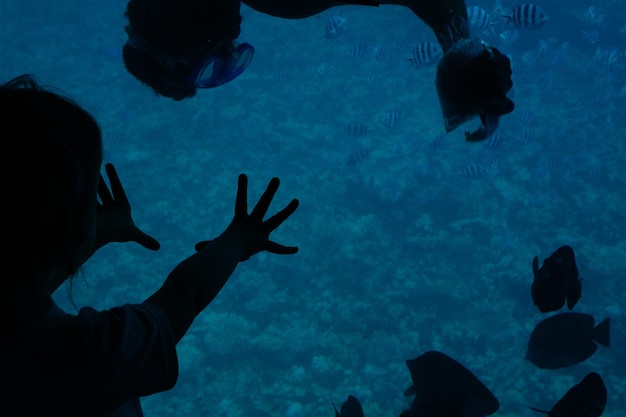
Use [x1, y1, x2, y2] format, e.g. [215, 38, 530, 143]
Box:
[399, 351, 499, 417]
[532, 245, 582, 313]
[333, 395, 364, 417]
[526, 313, 610, 369]
[529, 372, 607, 417]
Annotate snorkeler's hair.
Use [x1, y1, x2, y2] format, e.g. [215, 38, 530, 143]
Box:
[123, 0, 242, 100]
[1, 74, 103, 282]
[122, 43, 197, 100]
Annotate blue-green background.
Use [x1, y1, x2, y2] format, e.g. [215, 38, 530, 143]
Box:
[1, 0, 625, 416]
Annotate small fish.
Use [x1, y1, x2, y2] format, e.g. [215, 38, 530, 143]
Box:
[325, 15, 346, 40]
[526, 313, 610, 370]
[346, 146, 372, 166]
[584, 6, 605, 28]
[382, 110, 401, 128]
[408, 41, 442, 68]
[347, 43, 368, 58]
[333, 395, 364, 417]
[399, 351, 499, 417]
[460, 164, 489, 180]
[467, 6, 498, 35]
[496, 3, 549, 29]
[483, 132, 505, 151]
[317, 62, 333, 77]
[529, 372, 607, 417]
[531, 245, 582, 313]
[427, 132, 447, 150]
[347, 122, 371, 137]
[517, 128, 535, 144]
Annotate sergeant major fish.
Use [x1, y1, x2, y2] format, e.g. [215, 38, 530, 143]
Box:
[494, 2, 549, 29]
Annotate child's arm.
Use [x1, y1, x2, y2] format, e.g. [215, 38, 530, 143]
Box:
[145, 174, 298, 344]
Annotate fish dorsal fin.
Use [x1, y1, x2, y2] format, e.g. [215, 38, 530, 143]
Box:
[532, 256, 539, 276]
[528, 405, 550, 414]
[333, 402, 341, 417]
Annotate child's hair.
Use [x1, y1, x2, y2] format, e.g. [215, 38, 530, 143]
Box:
[1, 74, 103, 288]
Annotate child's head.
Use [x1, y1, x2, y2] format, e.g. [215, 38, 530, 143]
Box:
[1, 74, 103, 290]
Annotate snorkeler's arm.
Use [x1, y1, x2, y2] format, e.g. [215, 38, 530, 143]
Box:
[145, 174, 298, 344]
[242, 0, 379, 19]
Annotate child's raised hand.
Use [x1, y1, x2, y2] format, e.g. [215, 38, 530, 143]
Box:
[96, 163, 160, 251]
[195, 174, 298, 261]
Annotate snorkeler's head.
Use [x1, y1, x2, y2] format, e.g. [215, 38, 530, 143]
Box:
[123, 0, 252, 100]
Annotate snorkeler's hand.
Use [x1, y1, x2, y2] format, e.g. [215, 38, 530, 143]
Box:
[195, 174, 298, 261]
[95, 163, 160, 251]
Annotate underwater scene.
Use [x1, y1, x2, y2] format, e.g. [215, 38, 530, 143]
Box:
[1, 0, 625, 415]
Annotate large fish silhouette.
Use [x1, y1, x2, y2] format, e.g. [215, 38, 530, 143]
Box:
[400, 350, 499, 417]
[526, 313, 610, 369]
[529, 372, 607, 417]
[532, 245, 582, 313]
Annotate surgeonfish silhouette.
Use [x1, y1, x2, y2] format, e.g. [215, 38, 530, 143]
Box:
[529, 372, 607, 417]
[532, 245, 582, 313]
[399, 351, 499, 417]
[526, 313, 610, 369]
[333, 395, 364, 417]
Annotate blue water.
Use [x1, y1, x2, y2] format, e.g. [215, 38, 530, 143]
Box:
[2, 0, 625, 416]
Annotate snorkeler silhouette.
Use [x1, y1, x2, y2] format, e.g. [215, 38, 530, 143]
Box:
[123, 0, 513, 140]
[383, 0, 514, 141]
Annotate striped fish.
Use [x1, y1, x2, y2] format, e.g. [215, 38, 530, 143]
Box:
[408, 42, 442, 68]
[325, 15, 346, 40]
[427, 133, 447, 150]
[517, 128, 535, 144]
[347, 43, 368, 58]
[382, 110, 401, 128]
[483, 133, 505, 151]
[467, 6, 498, 35]
[346, 146, 372, 166]
[460, 164, 489, 180]
[496, 3, 549, 29]
[347, 122, 371, 137]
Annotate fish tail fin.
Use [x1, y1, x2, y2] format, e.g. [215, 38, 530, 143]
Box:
[593, 318, 611, 347]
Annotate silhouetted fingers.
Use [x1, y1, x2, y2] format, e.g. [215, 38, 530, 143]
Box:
[235, 174, 248, 218]
[98, 173, 114, 205]
[105, 163, 129, 205]
[264, 199, 299, 232]
[250, 177, 280, 222]
[195, 240, 210, 252]
[134, 229, 161, 251]
[266, 240, 299, 255]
